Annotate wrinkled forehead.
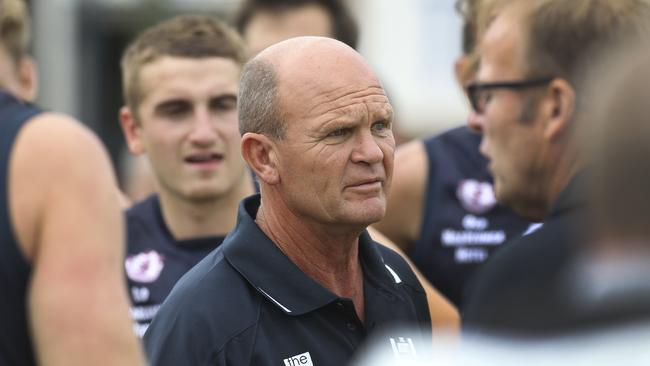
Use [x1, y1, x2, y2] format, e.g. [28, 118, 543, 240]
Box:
[276, 48, 385, 111]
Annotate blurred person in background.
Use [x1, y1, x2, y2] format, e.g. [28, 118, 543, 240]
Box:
[118, 15, 256, 337]
[234, 0, 358, 56]
[374, 0, 531, 310]
[235, 0, 460, 329]
[462, 0, 650, 335]
[0, 0, 146, 365]
[144, 36, 432, 365]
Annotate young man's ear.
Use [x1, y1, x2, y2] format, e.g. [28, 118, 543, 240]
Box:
[119, 106, 146, 155]
[542, 78, 575, 140]
[241, 132, 279, 185]
[17, 56, 37, 102]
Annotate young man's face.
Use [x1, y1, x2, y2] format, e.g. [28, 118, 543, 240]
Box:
[122, 56, 247, 202]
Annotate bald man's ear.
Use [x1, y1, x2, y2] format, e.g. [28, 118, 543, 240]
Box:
[241, 132, 280, 185]
[543, 78, 575, 140]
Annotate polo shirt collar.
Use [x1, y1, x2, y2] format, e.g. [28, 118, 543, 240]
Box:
[222, 194, 395, 316]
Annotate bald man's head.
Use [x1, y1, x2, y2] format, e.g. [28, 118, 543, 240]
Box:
[238, 36, 395, 228]
[238, 36, 383, 139]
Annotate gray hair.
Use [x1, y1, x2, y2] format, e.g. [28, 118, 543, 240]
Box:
[238, 58, 285, 139]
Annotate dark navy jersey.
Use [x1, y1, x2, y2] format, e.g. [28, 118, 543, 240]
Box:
[411, 126, 533, 308]
[144, 195, 431, 366]
[0, 91, 42, 366]
[124, 194, 225, 337]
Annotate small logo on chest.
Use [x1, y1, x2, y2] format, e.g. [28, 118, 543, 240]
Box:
[456, 179, 496, 214]
[125, 250, 165, 283]
[283, 351, 313, 366]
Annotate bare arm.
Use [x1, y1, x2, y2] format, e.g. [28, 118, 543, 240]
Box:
[11, 114, 146, 366]
[373, 140, 428, 252]
[368, 227, 459, 332]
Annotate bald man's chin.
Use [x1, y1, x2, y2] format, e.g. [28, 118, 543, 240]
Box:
[338, 198, 387, 226]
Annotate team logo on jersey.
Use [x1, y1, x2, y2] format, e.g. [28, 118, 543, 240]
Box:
[456, 179, 496, 214]
[125, 250, 164, 283]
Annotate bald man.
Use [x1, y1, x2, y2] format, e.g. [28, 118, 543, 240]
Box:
[143, 37, 431, 365]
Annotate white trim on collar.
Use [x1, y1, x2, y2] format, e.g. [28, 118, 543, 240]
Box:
[385, 264, 402, 284]
[258, 287, 292, 313]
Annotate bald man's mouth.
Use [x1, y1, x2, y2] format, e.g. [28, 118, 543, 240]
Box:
[345, 178, 383, 194]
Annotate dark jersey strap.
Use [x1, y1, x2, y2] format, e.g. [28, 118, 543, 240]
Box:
[0, 91, 42, 366]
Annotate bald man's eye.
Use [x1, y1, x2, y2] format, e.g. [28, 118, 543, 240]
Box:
[327, 128, 351, 138]
[371, 121, 391, 133]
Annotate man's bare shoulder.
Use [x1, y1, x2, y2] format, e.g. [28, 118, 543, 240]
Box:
[17, 112, 108, 163]
[12, 112, 116, 195]
[10, 112, 117, 257]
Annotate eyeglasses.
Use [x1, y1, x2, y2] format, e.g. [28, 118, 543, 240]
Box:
[465, 77, 554, 114]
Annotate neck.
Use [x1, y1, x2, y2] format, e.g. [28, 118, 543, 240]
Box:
[158, 175, 255, 240]
[519, 142, 581, 221]
[543, 151, 581, 216]
[255, 192, 366, 320]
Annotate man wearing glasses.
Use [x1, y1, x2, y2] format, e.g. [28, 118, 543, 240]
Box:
[462, 0, 650, 335]
[375, 0, 533, 312]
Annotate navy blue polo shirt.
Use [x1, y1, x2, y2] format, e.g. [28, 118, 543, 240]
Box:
[144, 194, 431, 365]
[125, 194, 225, 337]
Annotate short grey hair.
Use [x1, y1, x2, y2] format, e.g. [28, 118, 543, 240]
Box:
[238, 58, 285, 139]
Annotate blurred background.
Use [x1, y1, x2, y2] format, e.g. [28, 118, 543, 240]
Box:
[27, 0, 467, 184]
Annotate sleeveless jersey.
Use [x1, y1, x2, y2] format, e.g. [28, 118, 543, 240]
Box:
[0, 91, 42, 366]
[411, 126, 532, 308]
[124, 194, 225, 337]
